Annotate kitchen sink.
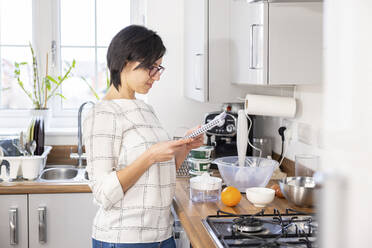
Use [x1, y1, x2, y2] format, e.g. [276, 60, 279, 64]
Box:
[38, 166, 88, 183]
[40, 167, 78, 180]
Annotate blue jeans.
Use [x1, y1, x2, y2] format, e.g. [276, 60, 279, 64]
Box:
[92, 237, 176, 248]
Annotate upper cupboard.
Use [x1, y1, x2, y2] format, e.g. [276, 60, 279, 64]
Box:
[184, 0, 323, 102]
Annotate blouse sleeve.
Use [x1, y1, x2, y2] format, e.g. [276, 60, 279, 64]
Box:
[83, 105, 124, 210]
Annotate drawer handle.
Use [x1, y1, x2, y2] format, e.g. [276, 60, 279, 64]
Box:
[38, 207, 47, 243]
[9, 208, 18, 245]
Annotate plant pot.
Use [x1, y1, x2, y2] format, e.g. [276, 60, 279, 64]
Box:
[30, 108, 51, 129]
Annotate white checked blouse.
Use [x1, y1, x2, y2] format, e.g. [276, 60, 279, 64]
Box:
[83, 99, 176, 243]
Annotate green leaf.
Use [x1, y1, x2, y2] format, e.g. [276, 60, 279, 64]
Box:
[81, 76, 100, 100]
[45, 77, 51, 90]
[72, 59, 76, 67]
[56, 93, 67, 100]
[20, 62, 28, 65]
[0, 87, 11, 91]
[47, 75, 58, 85]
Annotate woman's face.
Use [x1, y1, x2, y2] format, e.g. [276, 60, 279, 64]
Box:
[120, 57, 163, 95]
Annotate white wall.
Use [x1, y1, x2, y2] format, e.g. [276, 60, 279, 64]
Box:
[254, 84, 324, 167]
[145, 0, 221, 138]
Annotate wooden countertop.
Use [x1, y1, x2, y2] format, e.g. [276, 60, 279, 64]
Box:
[0, 181, 91, 194]
[172, 177, 314, 248]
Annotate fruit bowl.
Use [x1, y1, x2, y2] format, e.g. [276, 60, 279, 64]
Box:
[213, 156, 279, 192]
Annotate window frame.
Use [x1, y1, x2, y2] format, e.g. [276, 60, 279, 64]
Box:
[0, 0, 146, 129]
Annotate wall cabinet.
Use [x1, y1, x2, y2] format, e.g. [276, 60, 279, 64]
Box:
[184, 0, 250, 103]
[0, 193, 97, 248]
[230, 0, 323, 85]
[184, 0, 322, 102]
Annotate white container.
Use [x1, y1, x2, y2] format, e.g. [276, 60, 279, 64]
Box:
[246, 187, 275, 207]
[190, 173, 222, 202]
[0, 146, 52, 180]
[187, 158, 211, 172]
[189, 146, 214, 159]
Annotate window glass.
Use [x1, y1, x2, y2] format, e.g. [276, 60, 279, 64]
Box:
[61, 47, 96, 109]
[96, 0, 131, 46]
[0, 0, 32, 45]
[60, 0, 131, 109]
[60, 0, 95, 46]
[0, 0, 32, 109]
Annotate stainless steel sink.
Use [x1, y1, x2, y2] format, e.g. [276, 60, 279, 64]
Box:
[40, 168, 78, 180]
[38, 166, 88, 183]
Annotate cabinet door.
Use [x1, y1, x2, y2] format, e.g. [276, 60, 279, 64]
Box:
[184, 0, 208, 102]
[0, 194, 28, 248]
[230, 1, 268, 85]
[28, 193, 97, 248]
[268, 2, 323, 85]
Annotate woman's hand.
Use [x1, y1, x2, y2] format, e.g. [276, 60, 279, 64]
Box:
[173, 126, 204, 169]
[185, 125, 204, 151]
[148, 139, 193, 163]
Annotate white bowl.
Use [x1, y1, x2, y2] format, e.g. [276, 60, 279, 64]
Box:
[246, 187, 275, 207]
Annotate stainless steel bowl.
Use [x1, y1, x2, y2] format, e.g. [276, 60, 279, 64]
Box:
[279, 177, 315, 207]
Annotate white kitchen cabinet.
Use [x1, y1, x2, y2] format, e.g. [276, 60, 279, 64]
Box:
[0, 195, 28, 248]
[184, 0, 208, 102]
[184, 0, 251, 103]
[230, 0, 323, 85]
[28, 193, 97, 248]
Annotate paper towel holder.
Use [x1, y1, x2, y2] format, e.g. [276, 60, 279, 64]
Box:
[244, 94, 297, 118]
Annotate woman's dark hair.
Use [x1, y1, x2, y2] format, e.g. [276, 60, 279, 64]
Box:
[107, 25, 166, 90]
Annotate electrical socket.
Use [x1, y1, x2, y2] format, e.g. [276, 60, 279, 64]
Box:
[280, 118, 297, 142]
[297, 122, 312, 145]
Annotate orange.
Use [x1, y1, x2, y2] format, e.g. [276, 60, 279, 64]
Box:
[221, 186, 242, 207]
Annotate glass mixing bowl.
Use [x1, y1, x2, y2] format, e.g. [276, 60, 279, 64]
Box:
[213, 156, 279, 192]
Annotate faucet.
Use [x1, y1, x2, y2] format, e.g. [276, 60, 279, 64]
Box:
[70, 101, 94, 168]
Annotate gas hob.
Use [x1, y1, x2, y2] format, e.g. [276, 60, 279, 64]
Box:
[202, 209, 317, 247]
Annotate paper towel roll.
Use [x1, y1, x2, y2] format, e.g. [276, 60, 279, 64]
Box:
[244, 94, 296, 117]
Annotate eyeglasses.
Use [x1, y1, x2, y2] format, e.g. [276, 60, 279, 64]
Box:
[148, 65, 165, 77]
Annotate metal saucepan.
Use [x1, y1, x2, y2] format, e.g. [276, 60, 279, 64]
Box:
[279, 177, 316, 207]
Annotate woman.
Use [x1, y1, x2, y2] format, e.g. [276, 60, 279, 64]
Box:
[83, 25, 203, 248]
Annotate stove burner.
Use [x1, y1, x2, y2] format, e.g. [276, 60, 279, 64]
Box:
[232, 217, 264, 233]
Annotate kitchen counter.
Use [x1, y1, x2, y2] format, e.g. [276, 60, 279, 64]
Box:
[0, 180, 91, 194]
[172, 177, 314, 248]
[0, 171, 313, 248]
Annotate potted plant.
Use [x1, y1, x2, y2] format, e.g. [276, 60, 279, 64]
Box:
[14, 43, 75, 127]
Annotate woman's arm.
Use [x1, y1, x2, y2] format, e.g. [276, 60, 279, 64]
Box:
[85, 105, 193, 210]
[116, 139, 192, 192]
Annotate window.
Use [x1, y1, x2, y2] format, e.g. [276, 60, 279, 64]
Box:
[0, 0, 146, 128]
[0, 0, 33, 109]
[59, 0, 131, 109]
